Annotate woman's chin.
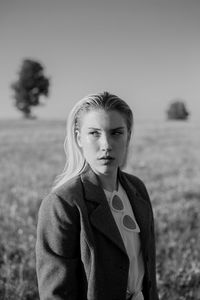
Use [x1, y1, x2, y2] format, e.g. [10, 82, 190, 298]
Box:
[92, 164, 117, 177]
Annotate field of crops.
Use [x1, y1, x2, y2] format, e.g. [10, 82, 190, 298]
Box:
[0, 119, 199, 300]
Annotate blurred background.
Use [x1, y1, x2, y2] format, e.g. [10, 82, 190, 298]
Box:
[0, 0, 199, 299]
[1, 0, 200, 121]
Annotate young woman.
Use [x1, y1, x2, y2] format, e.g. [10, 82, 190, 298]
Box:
[36, 92, 159, 300]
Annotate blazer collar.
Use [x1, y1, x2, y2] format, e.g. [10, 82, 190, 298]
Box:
[81, 167, 127, 254]
[118, 170, 151, 256]
[81, 166, 151, 256]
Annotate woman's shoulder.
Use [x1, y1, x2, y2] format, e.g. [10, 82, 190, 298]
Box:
[121, 170, 146, 188]
[120, 170, 150, 199]
[39, 175, 83, 215]
[53, 175, 83, 202]
[37, 176, 83, 234]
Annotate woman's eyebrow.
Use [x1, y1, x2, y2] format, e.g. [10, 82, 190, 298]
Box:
[111, 126, 125, 130]
[88, 127, 101, 130]
[87, 126, 125, 130]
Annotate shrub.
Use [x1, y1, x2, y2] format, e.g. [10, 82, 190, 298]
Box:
[167, 100, 189, 120]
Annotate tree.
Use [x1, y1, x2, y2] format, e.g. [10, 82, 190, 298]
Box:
[167, 99, 189, 121]
[11, 59, 50, 118]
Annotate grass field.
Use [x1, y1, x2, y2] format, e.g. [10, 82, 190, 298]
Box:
[0, 119, 199, 300]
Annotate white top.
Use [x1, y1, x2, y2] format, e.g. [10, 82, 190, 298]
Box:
[104, 182, 144, 299]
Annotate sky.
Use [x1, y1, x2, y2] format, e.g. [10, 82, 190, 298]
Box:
[0, 0, 200, 122]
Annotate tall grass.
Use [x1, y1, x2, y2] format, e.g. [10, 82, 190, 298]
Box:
[0, 119, 199, 299]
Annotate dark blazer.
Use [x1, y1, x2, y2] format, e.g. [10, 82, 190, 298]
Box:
[36, 167, 159, 300]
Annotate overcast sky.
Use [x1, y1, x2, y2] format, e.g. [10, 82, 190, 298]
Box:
[1, 0, 200, 121]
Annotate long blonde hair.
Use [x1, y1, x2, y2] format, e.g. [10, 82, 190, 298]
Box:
[52, 91, 133, 190]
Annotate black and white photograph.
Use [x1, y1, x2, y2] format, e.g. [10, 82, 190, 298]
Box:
[0, 0, 200, 299]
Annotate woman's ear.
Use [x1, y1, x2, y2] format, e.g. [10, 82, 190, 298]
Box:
[76, 130, 82, 148]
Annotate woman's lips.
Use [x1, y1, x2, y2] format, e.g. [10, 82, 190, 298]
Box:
[98, 156, 115, 164]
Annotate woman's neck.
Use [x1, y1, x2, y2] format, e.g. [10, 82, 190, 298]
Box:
[98, 173, 118, 192]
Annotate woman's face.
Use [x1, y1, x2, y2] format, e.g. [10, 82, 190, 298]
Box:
[76, 109, 130, 178]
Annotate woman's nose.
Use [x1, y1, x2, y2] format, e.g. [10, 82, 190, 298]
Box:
[100, 134, 112, 151]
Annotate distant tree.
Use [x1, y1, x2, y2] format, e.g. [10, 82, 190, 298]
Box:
[167, 99, 189, 120]
[11, 59, 50, 118]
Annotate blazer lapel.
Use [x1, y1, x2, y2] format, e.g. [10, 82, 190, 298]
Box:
[81, 168, 127, 255]
[118, 170, 151, 255]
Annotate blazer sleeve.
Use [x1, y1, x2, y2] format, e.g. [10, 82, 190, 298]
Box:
[36, 192, 81, 300]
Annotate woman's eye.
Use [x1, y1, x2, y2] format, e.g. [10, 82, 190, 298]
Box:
[112, 131, 123, 136]
[89, 131, 100, 137]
